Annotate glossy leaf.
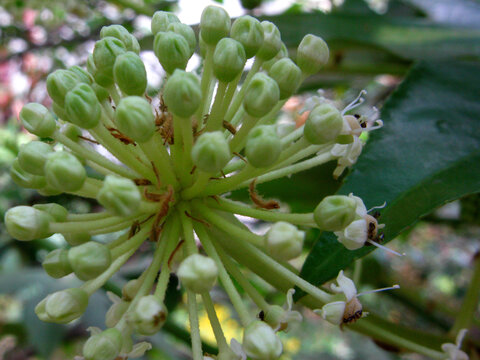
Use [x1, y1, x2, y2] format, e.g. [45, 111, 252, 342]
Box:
[298, 60, 480, 295]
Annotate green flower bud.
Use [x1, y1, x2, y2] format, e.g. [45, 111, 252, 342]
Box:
[304, 103, 343, 144]
[296, 34, 329, 75]
[34, 297, 51, 322]
[51, 101, 68, 120]
[243, 73, 280, 118]
[262, 43, 288, 73]
[5, 206, 52, 241]
[68, 241, 112, 281]
[115, 96, 154, 143]
[83, 328, 122, 360]
[62, 123, 82, 142]
[314, 195, 357, 231]
[40, 288, 88, 324]
[87, 54, 97, 75]
[231, 15, 264, 59]
[153, 31, 191, 74]
[33, 203, 68, 222]
[97, 175, 141, 216]
[151, 11, 180, 35]
[69, 65, 93, 84]
[122, 278, 141, 301]
[167, 22, 197, 57]
[10, 159, 46, 189]
[19, 103, 56, 137]
[64, 83, 102, 129]
[213, 38, 246, 83]
[44, 151, 86, 192]
[113, 52, 147, 96]
[37, 185, 63, 196]
[17, 141, 53, 175]
[243, 321, 283, 360]
[191, 131, 231, 174]
[64, 232, 91, 246]
[130, 295, 168, 335]
[42, 249, 73, 278]
[105, 299, 129, 327]
[265, 222, 305, 261]
[245, 125, 281, 168]
[177, 254, 218, 293]
[268, 58, 302, 100]
[199, 6, 231, 46]
[93, 37, 126, 87]
[163, 70, 202, 118]
[256, 21, 282, 61]
[46, 69, 81, 106]
[100, 24, 140, 54]
[92, 84, 110, 102]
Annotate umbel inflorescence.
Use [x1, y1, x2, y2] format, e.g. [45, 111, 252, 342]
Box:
[6, 6, 397, 360]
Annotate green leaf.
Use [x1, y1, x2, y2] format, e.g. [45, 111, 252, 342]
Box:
[262, 12, 480, 60]
[298, 60, 480, 295]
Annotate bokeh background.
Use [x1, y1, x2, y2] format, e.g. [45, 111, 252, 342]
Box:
[1, 0, 479, 359]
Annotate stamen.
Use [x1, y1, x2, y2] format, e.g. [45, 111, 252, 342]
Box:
[342, 90, 367, 115]
[366, 239, 405, 256]
[357, 284, 400, 297]
[367, 202, 387, 213]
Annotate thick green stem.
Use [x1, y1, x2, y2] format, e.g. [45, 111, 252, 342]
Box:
[229, 114, 257, 153]
[450, 253, 480, 335]
[139, 136, 178, 187]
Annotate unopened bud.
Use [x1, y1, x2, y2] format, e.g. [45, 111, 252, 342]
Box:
[62, 123, 83, 142]
[151, 11, 180, 35]
[154, 32, 191, 74]
[97, 175, 141, 216]
[243, 73, 280, 118]
[314, 195, 357, 231]
[262, 43, 288, 73]
[113, 52, 147, 96]
[10, 159, 46, 189]
[33, 203, 68, 222]
[130, 295, 168, 335]
[68, 242, 112, 281]
[46, 69, 81, 106]
[42, 249, 72, 278]
[192, 131, 231, 174]
[296, 34, 329, 75]
[199, 6, 231, 46]
[64, 233, 91, 246]
[115, 96, 154, 143]
[83, 328, 123, 360]
[245, 125, 281, 168]
[65, 83, 102, 129]
[19, 103, 56, 138]
[265, 222, 304, 261]
[38, 288, 89, 324]
[69, 65, 93, 84]
[45, 152, 86, 192]
[163, 70, 202, 118]
[243, 321, 283, 360]
[5, 206, 52, 241]
[213, 38, 246, 83]
[177, 254, 218, 293]
[304, 103, 343, 144]
[268, 58, 302, 100]
[256, 21, 282, 61]
[231, 15, 264, 59]
[100, 24, 140, 54]
[105, 300, 129, 328]
[167, 22, 197, 57]
[18, 141, 53, 175]
[122, 278, 141, 301]
[93, 37, 126, 86]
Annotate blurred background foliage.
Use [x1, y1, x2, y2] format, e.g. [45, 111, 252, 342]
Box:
[0, 0, 479, 359]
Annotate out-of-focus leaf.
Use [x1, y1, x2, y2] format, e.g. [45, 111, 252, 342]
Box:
[404, 0, 480, 27]
[262, 12, 480, 60]
[298, 60, 480, 294]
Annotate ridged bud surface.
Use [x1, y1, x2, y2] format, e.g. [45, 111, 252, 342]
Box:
[45, 152, 86, 192]
[243, 73, 280, 118]
[65, 83, 102, 129]
[213, 38, 246, 83]
[177, 254, 218, 293]
[199, 6, 230, 46]
[231, 15, 264, 58]
[314, 195, 357, 231]
[245, 125, 281, 168]
[192, 131, 231, 173]
[68, 242, 112, 281]
[268, 58, 302, 99]
[154, 32, 190, 74]
[20, 103, 56, 138]
[256, 21, 282, 61]
[18, 141, 53, 175]
[163, 70, 202, 118]
[115, 96, 155, 143]
[114, 52, 147, 96]
[97, 175, 141, 216]
[5, 206, 52, 241]
[304, 103, 343, 144]
[297, 34, 329, 75]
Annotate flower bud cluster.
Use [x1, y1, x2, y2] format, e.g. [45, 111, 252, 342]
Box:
[5, 5, 397, 360]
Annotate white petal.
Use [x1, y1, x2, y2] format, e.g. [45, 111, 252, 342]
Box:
[86, 326, 102, 336]
[341, 219, 368, 250]
[127, 342, 152, 358]
[318, 301, 346, 325]
[106, 291, 121, 304]
[335, 270, 357, 301]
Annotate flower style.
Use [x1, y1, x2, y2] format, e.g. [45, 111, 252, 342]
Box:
[5, 5, 402, 360]
[441, 329, 469, 360]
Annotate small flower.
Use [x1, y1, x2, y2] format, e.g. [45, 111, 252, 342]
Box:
[263, 289, 302, 332]
[441, 329, 469, 360]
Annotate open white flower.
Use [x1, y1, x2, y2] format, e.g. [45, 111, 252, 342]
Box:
[441, 329, 469, 360]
